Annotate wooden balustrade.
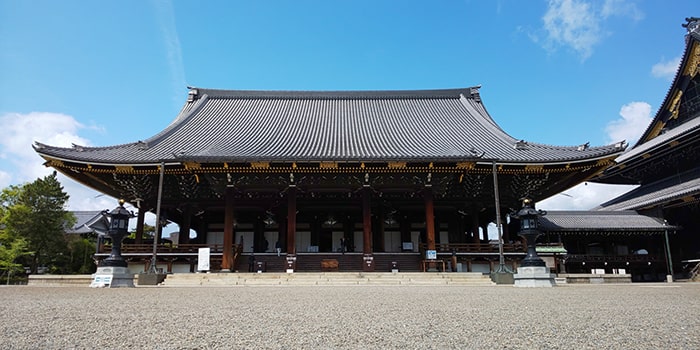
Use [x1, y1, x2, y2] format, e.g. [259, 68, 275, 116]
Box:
[419, 242, 525, 253]
[100, 243, 238, 254]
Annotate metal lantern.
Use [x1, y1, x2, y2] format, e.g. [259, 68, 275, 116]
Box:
[512, 198, 547, 267]
[100, 199, 134, 267]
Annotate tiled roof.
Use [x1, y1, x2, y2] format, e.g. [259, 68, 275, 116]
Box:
[34, 87, 624, 165]
[539, 210, 673, 234]
[596, 167, 700, 211]
[65, 211, 109, 235]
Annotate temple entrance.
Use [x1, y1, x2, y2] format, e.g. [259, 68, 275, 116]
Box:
[319, 229, 333, 252]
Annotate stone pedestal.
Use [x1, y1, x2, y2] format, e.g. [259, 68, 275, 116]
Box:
[490, 271, 515, 284]
[137, 273, 167, 286]
[513, 266, 555, 287]
[90, 266, 135, 288]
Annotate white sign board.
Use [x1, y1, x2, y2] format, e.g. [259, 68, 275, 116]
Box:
[426, 250, 437, 260]
[198, 248, 211, 272]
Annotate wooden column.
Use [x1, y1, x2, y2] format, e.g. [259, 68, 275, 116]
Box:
[278, 208, 287, 254]
[134, 208, 145, 244]
[286, 186, 297, 255]
[179, 205, 192, 245]
[221, 188, 235, 271]
[362, 187, 372, 254]
[424, 188, 436, 252]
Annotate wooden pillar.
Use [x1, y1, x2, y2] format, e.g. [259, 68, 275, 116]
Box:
[286, 186, 297, 255]
[135, 208, 145, 244]
[179, 206, 192, 245]
[362, 187, 372, 254]
[221, 188, 235, 271]
[278, 208, 287, 254]
[424, 188, 436, 252]
[344, 216, 354, 252]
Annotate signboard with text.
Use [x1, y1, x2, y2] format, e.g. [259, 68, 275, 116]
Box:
[198, 248, 211, 271]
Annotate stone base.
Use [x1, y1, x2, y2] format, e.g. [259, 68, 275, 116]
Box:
[490, 271, 514, 284]
[90, 266, 135, 288]
[513, 266, 555, 287]
[137, 273, 167, 286]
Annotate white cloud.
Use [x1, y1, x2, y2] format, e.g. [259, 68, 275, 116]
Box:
[0, 112, 91, 184]
[540, 0, 643, 60]
[542, 0, 601, 60]
[0, 112, 110, 211]
[651, 56, 681, 80]
[605, 101, 653, 144]
[538, 182, 638, 210]
[601, 0, 643, 20]
[0, 170, 11, 189]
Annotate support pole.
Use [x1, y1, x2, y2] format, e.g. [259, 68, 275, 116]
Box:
[221, 187, 235, 271]
[663, 221, 674, 282]
[287, 186, 297, 255]
[362, 187, 372, 255]
[492, 161, 509, 273]
[148, 162, 165, 274]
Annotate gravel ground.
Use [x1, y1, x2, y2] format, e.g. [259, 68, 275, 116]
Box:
[1, 283, 698, 349]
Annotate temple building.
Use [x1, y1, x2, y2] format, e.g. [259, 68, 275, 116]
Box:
[591, 17, 700, 280]
[34, 86, 625, 273]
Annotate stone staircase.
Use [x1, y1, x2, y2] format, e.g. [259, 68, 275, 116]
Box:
[157, 272, 494, 287]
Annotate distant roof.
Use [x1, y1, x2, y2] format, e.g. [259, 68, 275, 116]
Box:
[65, 211, 109, 236]
[596, 168, 700, 211]
[539, 211, 675, 235]
[34, 87, 623, 165]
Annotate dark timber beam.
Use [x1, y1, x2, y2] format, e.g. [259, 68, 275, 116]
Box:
[221, 188, 235, 271]
[286, 186, 297, 255]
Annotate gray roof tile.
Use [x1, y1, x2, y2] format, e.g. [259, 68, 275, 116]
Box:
[35, 87, 624, 165]
[539, 210, 673, 233]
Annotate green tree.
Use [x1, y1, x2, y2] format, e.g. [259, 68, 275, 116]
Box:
[128, 223, 156, 240]
[2, 172, 74, 274]
[0, 235, 32, 284]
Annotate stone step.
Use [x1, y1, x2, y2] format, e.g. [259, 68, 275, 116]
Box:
[160, 272, 494, 287]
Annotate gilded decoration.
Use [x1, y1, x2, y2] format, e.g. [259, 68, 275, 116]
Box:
[250, 161, 270, 168]
[646, 121, 666, 141]
[183, 161, 201, 169]
[47, 159, 65, 168]
[524, 164, 544, 172]
[456, 161, 475, 170]
[114, 165, 134, 173]
[668, 90, 683, 119]
[682, 42, 700, 78]
[388, 161, 407, 168]
[319, 161, 338, 169]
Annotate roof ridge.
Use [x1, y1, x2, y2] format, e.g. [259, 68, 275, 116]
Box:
[188, 87, 481, 100]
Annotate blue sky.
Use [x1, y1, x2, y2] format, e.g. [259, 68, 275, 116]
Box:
[0, 0, 696, 214]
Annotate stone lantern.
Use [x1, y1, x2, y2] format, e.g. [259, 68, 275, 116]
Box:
[90, 199, 135, 287]
[511, 198, 555, 287]
[512, 198, 547, 267]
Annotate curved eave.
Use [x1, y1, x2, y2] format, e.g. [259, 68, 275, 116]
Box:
[635, 26, 700, 145]
[33, 86, 625, 174]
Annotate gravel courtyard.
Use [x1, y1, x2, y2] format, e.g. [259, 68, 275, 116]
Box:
[1, 283, 698, 349]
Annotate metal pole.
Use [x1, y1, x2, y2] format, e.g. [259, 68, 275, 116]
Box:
[492, 160, 508, 272]
[663, 221, 673, 282]
[149, 161, 165, 274]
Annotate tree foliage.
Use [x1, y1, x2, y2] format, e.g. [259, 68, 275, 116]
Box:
[1, 172, 75, 274]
